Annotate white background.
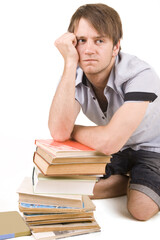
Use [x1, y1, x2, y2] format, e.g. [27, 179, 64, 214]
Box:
[0, 0, 160, 239]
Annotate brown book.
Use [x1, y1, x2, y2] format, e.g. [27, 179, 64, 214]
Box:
[33, 152, 107, 176]
[30, 221, 100, 233]
[27, 216, 94, 226]
[36, 146, 110, 164]
[23, 212, 94, 222]
[19, 195, 96, 214]
[0, 211, 31, 239]
[19, 193, 83, 209]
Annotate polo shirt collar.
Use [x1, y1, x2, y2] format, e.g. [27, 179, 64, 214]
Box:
[75, 67, 92, 88]
[105, 55, 119, 93]
[75, 67, 83, 86]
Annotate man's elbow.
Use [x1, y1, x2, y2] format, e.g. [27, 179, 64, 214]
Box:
[100, 146, 114, 156]
[98, 139, 122, 156]
[48, 123, 71, 142]
[50, 130, 71, 142]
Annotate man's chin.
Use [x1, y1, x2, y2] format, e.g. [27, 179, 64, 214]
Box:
[80, 65, 97, 75]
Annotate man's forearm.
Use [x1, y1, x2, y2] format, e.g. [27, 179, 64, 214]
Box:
[71, 102, 149, 155]
[71, 125, 110, 154]
[48, 62, 80, 141]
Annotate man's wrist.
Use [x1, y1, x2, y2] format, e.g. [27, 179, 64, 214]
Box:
[64, 59, 78, 69]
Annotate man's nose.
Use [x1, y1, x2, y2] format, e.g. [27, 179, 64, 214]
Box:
[84, 40, 95, 54]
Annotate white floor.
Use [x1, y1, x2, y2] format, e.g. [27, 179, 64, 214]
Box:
[0, 137, 159, 240]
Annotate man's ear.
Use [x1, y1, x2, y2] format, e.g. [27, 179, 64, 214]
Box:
[113, 39, 121, 56]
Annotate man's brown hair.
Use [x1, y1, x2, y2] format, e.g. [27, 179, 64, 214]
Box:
[68, 3, 123, 47]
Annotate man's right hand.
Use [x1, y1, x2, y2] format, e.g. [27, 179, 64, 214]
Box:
[54, 32, 79, 64]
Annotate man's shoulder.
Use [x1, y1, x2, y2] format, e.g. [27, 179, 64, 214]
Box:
[118, 52, 149, 66]
[115, 52, 151, 84]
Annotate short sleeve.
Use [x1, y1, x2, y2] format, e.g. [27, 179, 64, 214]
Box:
[123, 69, 159, 102]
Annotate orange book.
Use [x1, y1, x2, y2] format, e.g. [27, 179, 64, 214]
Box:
[35, 139, 107, 158]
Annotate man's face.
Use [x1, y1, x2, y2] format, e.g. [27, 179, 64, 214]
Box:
[74, 18, 117, 77]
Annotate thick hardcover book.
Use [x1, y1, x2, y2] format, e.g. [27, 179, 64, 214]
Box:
[35, 139, 107, 158]
[33, 166, 98, 195]
[33, 152, 107, 176]
[0, 211, 31, 239]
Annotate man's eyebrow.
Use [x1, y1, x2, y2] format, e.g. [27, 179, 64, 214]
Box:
[76, 35, 107, 39]
[76, 36, 86, 39]
[94, 35, 107, 39]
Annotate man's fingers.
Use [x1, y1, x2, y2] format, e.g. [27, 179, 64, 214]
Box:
[54, 32, 76, 47]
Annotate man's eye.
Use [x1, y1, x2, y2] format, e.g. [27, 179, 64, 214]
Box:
[96, 39, 103, 44]
[77, 39, 85, 43]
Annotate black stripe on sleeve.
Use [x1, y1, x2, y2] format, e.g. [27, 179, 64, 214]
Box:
[124, 92, 157, 102]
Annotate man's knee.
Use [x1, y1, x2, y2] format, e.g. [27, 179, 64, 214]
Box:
[127, 189, 159, 221]
[127, 202, 151, 221]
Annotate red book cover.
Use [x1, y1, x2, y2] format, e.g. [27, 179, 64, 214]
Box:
[35, 139, 104, 158]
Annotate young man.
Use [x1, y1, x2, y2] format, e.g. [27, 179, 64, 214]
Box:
[48, 4, 160, 221]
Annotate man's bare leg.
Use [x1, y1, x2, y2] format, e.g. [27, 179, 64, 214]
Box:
[90, 174, 159, 220]
[127, 189, 159, 221]
[90, 175, 129, 199]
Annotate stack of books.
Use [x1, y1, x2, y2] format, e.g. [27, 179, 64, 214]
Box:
[33, 139, 110, 176]
[17, 139, 111, 239]
[17, 177, 100, 239]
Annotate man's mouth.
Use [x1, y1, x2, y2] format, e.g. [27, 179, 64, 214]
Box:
[83, 59, 97, 62]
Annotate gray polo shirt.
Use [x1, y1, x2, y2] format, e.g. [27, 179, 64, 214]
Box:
[75, 52, 160, 153]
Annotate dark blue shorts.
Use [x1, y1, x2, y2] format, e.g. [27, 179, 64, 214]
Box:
[104, 148, 160, 208]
